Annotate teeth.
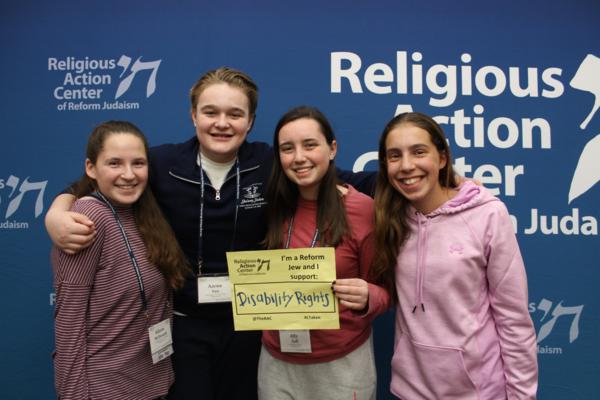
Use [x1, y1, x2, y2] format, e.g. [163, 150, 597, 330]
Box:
[295, 167, 311, 173]
[402, 177, 420, 185]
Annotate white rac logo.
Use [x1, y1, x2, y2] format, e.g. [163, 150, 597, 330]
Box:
[49, 54, 162, 112]
[530, 298, 584, 355]
[0, 175, 48, 229]
[568, 54, 600, 204]
[115, 55, 161, 99]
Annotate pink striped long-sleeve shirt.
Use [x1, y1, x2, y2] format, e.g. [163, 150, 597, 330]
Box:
[51, 197, 173, 400]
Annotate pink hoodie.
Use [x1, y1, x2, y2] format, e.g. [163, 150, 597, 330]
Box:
[391, 182, 538, 399]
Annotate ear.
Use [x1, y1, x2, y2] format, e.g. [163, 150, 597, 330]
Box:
[439, 150, 448, 170]
[85, 158, 97, 180]
[246, 116, 254, 134]
[329, 140, 338, 160]
[191, 110, 197, 127]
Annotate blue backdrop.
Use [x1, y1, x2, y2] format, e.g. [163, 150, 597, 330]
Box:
[1, 0, 599, 398]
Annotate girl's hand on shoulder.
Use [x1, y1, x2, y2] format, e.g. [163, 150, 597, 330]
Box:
[332, 278, 369, 311]
[336, 184, 349, 196]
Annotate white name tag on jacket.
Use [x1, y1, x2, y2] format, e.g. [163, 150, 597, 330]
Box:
[149, 319, 173, 364]
[279, 330, 312, 353]
[197, 274, 231, 303]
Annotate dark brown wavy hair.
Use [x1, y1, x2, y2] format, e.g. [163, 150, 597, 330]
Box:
[371, 112, 457, 301]
[72, 120, 189, 289]
[263, 106, 348, 249]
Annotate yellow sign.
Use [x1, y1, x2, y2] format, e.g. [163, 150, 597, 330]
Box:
[226, 247, 339, 331]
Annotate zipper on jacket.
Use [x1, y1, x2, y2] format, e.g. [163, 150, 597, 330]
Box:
[170, 164, 260, 202]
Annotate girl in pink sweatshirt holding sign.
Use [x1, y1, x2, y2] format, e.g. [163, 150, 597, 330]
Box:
[372, 112, 538, 399]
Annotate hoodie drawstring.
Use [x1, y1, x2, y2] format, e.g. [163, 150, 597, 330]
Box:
[412, 214, 429, 313]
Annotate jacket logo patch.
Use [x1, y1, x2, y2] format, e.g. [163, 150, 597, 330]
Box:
[243, 184, 261, 199]
[448, 243, 464, 255]
[240, 183, 267, 210]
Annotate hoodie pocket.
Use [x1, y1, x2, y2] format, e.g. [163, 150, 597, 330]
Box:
[391, 331, 477, 400]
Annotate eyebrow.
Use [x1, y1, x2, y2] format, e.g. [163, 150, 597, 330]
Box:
[279, 137, 320, 146]
[104, 156, 147, 161]
[387, 143, 430, 151]
[200, 105, 246, 113]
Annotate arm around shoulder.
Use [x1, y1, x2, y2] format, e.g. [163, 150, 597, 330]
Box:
[45, 194, 96, 254]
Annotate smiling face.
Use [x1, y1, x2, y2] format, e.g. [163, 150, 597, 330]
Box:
[191, 82, 253, 163]
[385, 123, 448, 214]
[85, 133, 148, 206]
[277, 117, 337, 200]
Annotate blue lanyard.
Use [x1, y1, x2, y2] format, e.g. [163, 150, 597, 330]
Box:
[91, 191, 148, 315]
[197, 154, 240, 275]
[285, 215, 320, 249]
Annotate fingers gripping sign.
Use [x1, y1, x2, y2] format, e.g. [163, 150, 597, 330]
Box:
[332, 278, 369, 311]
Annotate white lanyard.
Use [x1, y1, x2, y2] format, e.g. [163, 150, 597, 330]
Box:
[285, 215, 319, 249]
[92, 191, 149, 315]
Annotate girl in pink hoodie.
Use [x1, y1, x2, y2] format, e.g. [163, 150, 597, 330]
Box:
[372, 112, 538, 399]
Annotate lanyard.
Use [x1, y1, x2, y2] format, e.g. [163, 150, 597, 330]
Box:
[91, 191, 149, 316]
[285, 215, 320, 249]
[197, 153, 240, 275]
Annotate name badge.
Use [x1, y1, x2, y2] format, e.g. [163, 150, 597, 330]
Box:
[197, 274, 231, 303]
[279, 330, 312, 353]
[148, 319, 174, 364]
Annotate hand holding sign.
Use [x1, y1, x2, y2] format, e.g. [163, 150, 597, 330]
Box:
[332, 278, 369, 311]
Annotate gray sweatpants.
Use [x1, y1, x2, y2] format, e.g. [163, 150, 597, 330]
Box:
[258, 335, 376, 400]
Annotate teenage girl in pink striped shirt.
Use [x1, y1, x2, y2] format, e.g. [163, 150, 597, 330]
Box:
[51, 121, 188, 399]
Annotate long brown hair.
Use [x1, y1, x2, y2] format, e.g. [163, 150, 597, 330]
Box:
[371, 112, 457, 301]
[263, 106, 348, 249]
[72, 120, 189, 289]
